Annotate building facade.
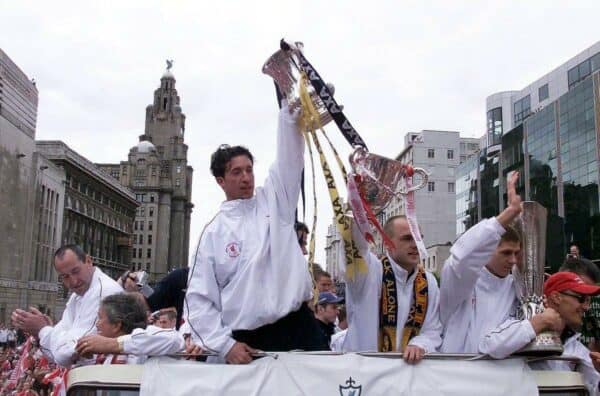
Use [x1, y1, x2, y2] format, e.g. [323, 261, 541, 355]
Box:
[422, 243, 451, 277]
[98, 67, 193, 279]
[37, 141, 138, 280]
[378, 130, 479, 250]
[324, 218, 342, 281]
[0, 48, 60, 322]
[460, 41, 600, 269]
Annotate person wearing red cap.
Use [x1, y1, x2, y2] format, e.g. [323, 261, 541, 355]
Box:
[440, 172, 562, 357]
[529, 272, 600, 395]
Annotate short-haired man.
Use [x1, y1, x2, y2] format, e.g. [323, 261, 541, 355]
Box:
[441, 173, 561, 357]
[185, 104, 326, 364]
[314, 292, 344, 347]
[315, 270, 334, 293]
[339, 214, 442, 364]
[568, 243, 581, 259]
[530, 272, 600, 395]
[156, 309, 177, 329]
[295, 221, 309, 255]
[11, 245, 122, 367]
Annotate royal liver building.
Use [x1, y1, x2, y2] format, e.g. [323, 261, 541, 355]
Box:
[98, 63, 193, 279]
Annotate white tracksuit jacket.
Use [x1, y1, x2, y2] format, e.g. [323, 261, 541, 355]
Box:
[184, 107, 312, 358]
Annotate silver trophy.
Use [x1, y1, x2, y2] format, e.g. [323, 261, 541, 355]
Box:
[512, 201, 563, 356]
[349, 147, 428, 213]
[262, 40, 337, 128]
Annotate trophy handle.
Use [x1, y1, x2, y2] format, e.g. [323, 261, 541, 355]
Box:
[405, 168, 428, 194]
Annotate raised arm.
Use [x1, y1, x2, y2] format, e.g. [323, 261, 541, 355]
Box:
[440, 172, 522, 324]
[265, 102, 304, 223]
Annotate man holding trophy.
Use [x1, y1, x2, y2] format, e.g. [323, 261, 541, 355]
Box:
[440, 172, 563, 358]
[184, 102, 327, 364]
[338, 215, 443, 363]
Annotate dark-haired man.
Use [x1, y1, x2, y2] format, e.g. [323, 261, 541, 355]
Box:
[440, 172, 562, 357]
[295, 221, 309, 255]
[11, 245, 122, 367]
[185, 103, 326, 364]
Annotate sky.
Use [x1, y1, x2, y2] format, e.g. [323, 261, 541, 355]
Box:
[2, 0, 600, 268]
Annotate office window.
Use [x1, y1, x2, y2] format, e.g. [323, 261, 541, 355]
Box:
[140, 221, 144, 231]
[428, 182, 435, 192]
[513, 95, 531, 125]
[447, 149, 454, 159]
[538, 84, 549, 102]
[147, 249, 152, 259]
[448, 182, 455, 193]
[134, 221, 138, 231]
[149, 221, 153, 231]
[427, 149, 435, 158]
[148, 234, 152, 244]
[132, 249, 136, 259]
[138, 234, 143, 244]
[149, 208, 154, 217]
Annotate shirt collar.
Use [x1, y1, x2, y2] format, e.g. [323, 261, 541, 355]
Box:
[387, 254, 415, 283]
[220, 197, 256, 214]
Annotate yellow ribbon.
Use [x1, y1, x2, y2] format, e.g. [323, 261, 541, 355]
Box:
[298, 72, 368, 280]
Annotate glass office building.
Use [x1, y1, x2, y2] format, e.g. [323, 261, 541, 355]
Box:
[495, 72, 600, 268]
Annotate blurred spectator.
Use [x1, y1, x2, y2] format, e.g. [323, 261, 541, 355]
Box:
[314, 292, 344, 347]
[155, 309, 177, 330]
[314, 269, 334, 293]
[6, 329, 16, 349]
[295, 221, 309, 255]
[0, 325, 7, 351]
[568, 243, 582, 259]
[119, 267, 189, 330]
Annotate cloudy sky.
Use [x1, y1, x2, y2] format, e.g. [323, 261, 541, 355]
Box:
[2, 1, 600, 267]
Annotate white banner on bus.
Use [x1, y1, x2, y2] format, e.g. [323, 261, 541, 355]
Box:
[140, 353, 538, 396]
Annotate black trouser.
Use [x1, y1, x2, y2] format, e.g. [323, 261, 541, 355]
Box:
[232, 303, 329, 351]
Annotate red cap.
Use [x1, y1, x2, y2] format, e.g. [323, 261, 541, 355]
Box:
[544, 272, 600, 296]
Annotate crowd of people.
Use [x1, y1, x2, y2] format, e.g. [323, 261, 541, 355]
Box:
[4, 103, 600, 394]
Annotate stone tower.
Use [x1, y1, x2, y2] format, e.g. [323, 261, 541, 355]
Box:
[98, 62, 193, 278]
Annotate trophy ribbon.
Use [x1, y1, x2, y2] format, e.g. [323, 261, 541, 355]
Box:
[263, 39, 427, 279]
[298, 72, 369, 278]
[284, 40, 368, 149]
[403, 175, 428, 259]
[347, 174, 375, 245]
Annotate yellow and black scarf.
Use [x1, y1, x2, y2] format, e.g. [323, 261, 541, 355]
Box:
[378, 256, 428, 352]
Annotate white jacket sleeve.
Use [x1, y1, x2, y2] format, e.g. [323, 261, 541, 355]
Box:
[184, 234, 236, 358]
[408, 273, 443, 353]
[39, 297, 98, 367]
[571, 341, 600, 396]
[440, 218, 506, 324]
[266, 104, 304, 224]
[478, 318, 536, 358]
[121, 325, 185, 356]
